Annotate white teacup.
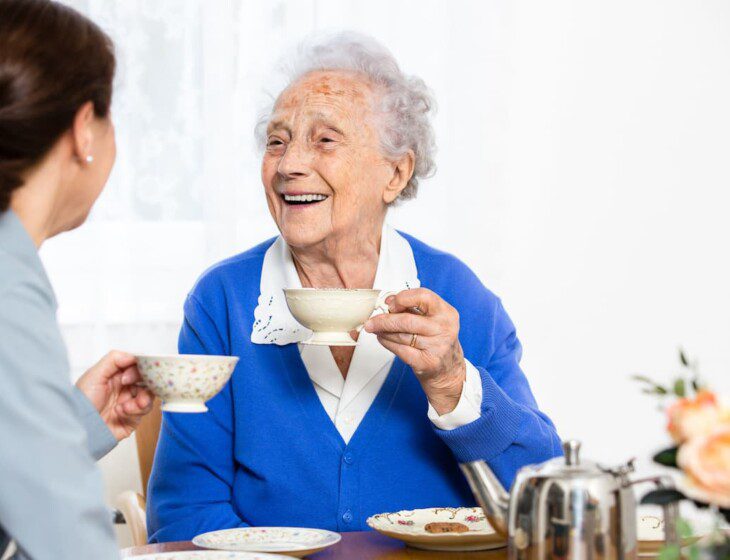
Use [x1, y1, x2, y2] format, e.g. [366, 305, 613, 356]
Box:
[135, 354, 239, 413]
[283, 288, 395, 346]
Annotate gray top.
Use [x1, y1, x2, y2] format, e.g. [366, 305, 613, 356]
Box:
[0, 211, 119, 559]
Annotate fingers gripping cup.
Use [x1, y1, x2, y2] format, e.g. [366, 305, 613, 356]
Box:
[283, 288, 396, 346]
[135, 354, 239, 413]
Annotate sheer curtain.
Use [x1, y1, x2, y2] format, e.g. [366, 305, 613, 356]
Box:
[44, 0, 730, 546]
[45, 1, 283, 370]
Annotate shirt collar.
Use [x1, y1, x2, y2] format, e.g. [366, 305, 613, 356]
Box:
[251, 223, 420, 346]
[0, 210, 41, 264]
[0, 210, 55, 305]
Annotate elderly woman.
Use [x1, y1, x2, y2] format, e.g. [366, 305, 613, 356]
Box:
[147, 34, 561, 541]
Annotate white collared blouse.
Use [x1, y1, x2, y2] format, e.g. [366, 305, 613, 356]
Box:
[251, 224, 483, 443]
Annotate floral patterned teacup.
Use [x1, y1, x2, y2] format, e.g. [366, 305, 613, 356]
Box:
[135, 354, 239, 413]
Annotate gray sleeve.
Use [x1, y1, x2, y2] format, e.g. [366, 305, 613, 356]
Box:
[70, 387, 118, 460]
[0, 282, 119, 560]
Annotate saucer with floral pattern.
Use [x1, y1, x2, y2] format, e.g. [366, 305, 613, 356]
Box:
[192, 527, 341, 558]
[366, 507, 506, 552]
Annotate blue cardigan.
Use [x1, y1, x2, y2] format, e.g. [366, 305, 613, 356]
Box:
[147, 233, 561, 542]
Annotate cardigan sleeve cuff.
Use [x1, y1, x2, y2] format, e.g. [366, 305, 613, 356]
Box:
[427, 360, 483, 430]
[71, 387, 118, 460]
[433, 365, 529, 463]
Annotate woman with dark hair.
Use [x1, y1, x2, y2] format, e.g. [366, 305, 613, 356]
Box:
[0, 1, 154, 558]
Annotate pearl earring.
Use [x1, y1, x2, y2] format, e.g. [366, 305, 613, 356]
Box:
[85, 155, 94, 163]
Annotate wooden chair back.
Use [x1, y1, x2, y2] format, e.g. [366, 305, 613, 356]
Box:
[134, 398, 162, 497]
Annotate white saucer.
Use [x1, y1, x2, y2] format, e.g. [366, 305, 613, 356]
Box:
[192, 527, 341, 558]
[301, 332, 358, 346]
[129, 552, 292, 560]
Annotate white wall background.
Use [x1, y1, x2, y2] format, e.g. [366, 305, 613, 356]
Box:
[46, 0, 730, 547]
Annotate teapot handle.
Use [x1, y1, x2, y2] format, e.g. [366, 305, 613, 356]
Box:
[628, 475, 680, 551]
[654, 476, 680, 551]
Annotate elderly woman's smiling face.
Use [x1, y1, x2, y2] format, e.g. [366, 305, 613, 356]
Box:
[262, 70, 405, 250]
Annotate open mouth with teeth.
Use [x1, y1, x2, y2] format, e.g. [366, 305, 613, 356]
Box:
[281, 193, 329, 206]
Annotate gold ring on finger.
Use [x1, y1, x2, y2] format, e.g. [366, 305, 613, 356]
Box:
[409, 333, 419, 348]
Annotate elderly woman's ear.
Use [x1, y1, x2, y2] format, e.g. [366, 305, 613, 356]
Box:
[383, 149, 416, 204]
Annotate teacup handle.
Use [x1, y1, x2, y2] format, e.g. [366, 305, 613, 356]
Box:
[354, 290, 399, 333]
[375, 290, 399, 315]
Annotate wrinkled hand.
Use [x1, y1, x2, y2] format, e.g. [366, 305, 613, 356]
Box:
[75, 351, 155, 441]
[364, 288, 466, 415]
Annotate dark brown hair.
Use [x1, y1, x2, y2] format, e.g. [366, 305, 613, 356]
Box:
[0, 0, 115, 211]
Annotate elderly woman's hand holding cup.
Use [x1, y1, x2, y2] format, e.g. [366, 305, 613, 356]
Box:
[364, 288, 466, 415]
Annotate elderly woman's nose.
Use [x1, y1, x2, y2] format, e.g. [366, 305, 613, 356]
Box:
[276, 140, 312, 179]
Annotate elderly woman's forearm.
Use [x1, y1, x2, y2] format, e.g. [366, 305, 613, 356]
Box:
[434, 365, 561, 487]
[421, 359, 468, 415]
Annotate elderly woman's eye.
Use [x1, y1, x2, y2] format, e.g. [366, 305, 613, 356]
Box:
[267, 138, 284, 147]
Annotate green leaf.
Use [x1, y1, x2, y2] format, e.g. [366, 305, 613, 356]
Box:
[631, 374, 671, 395]
[676, 518, 693, 540]
[658, 544, 681, 560]
[673, 378, 686, 398]
[679, 348, 689, 367]
[652, 447, 679, 467]
[632, 374, 657, 385]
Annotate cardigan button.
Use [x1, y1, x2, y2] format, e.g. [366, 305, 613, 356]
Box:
[342, 510, 353, 524]
[343, 452, 354, 465]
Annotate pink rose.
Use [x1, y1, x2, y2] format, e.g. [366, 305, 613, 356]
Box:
[677, 425, 730, 508]
[666, 391, 726, 443]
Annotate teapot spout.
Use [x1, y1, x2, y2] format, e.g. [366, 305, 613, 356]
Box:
[460, 461, 510, 537]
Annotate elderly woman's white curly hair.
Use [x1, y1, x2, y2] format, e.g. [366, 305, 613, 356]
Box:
[255, 32, 437, 201]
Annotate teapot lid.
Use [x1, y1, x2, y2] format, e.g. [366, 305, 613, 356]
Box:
[564, 440, 585, 467]
[526, 440, 632, 480]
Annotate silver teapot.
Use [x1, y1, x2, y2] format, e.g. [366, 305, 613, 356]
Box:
[461, 440, 679, 559]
